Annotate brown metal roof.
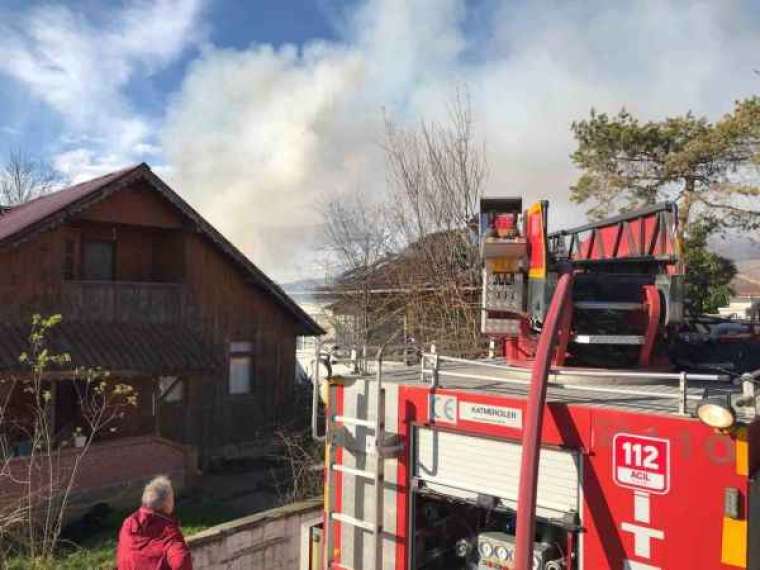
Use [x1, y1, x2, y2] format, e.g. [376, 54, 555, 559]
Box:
[0, 322, 218, 375]
[0, 166, 137, 243]
[0, 163, 324, 336]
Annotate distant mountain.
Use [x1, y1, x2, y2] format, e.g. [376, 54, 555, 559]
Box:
[713, 237, 758, 261]
[280, 277, 332, 293]
[734, 259, 760, 296]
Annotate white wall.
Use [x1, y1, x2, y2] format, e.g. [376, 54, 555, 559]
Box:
[187, 499, 322, 569]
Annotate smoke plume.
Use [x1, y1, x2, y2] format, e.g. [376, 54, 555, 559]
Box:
[162, 0, 760, 280]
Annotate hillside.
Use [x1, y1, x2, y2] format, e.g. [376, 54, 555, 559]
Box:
[733, 259, 760, 296]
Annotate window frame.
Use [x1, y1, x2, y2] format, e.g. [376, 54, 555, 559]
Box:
[81, 238, 116, 281]
[296, 336, 316, 352]
[158, 376, 183, 404]
[228, 341, 255, 396]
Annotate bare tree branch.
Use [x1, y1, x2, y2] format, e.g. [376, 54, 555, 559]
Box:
[0, 315, 137, 563]
[323, 88, 488, 357]
[0, 149, 58, 207]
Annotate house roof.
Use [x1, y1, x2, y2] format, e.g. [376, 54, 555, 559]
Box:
[0, 163, 324, 336]
[0, 166, 136, 243]
[0, 322, 218, 375]
[332, 228, 479, 292]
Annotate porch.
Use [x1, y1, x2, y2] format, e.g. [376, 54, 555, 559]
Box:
[0, 318, 219, 463]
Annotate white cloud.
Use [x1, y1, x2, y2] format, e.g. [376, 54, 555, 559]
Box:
[0, 0, 205, 179]
[53, 148, 129, 183]
[4, 0, 757, 280]
[162, 0, 760, 280]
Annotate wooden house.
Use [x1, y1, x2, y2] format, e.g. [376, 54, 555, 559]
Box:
[0, 163, 323, 474]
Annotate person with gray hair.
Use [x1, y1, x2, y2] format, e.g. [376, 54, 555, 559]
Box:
[116, 475, 192, 569]
[141, 475, 175, 512]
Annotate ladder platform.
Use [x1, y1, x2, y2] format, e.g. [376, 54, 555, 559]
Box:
[331, 512, 377, 533]
[574, 301, 644, 310]
[325, 374, 387, 569]
[331, 430, 403, 458]
[333, 415, 376, 429]
[573, 334, 644, 345]
[332, 463, 377, 481]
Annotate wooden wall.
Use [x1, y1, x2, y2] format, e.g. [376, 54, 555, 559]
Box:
[0, 226, 66, 318]
[81, 182, 184, 229]
[0, 185, 187, 316]
[183, 232, 300, 452]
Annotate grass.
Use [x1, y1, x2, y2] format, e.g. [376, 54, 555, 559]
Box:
[6, 497, 245, 569]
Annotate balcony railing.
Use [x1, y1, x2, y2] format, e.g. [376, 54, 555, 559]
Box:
[61, 280, 188, 324]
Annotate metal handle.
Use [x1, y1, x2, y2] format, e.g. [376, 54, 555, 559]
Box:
[311, 338, 325, 442]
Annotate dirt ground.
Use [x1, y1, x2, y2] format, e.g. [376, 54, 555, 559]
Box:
[187, 457, 288, 516]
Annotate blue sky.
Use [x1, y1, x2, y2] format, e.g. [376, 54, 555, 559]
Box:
[0, 0, 352, 169]
[1, 0, 758, 279]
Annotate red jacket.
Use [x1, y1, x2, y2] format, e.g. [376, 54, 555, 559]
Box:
[116, 507, 192, 570]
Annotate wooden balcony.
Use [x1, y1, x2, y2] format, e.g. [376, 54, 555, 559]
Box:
[61, 280, 189, 324]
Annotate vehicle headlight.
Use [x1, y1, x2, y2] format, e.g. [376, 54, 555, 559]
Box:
[696, 397, 736, 430]
[496, 545, 509, 561]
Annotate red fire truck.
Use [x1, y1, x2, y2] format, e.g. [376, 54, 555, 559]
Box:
[312, 199, 760, 570]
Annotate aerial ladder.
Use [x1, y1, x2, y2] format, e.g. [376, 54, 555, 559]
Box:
[479, 200, 686, 570]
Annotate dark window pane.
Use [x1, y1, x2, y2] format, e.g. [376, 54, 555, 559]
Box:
[63, 239, 76, 280]
[229, 356, 252, 394]
[82, 240, 114, 281]
[159, 376, 183, 403]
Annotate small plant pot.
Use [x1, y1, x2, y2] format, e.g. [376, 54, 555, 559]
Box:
[74, 435, 87, 448]
[14, 440, 32, 457]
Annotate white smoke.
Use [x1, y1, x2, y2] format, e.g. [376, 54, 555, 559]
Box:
[162, 0, 760, 281]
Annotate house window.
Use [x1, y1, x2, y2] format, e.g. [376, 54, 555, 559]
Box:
[296, 336, 315, 352]
[158, 376, 183, 403]
[229, 341, 254, 395]
[82, 240, 115, 281]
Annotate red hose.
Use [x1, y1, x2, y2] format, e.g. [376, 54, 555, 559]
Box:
[514, 272, 574, 570]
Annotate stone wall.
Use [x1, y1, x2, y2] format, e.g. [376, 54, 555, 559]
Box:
[187, 498, 323, 570]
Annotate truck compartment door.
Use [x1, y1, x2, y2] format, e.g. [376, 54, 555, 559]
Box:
[414, 427, 580, 519]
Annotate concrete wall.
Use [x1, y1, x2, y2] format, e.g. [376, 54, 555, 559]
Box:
[188, 498, 322, 570]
